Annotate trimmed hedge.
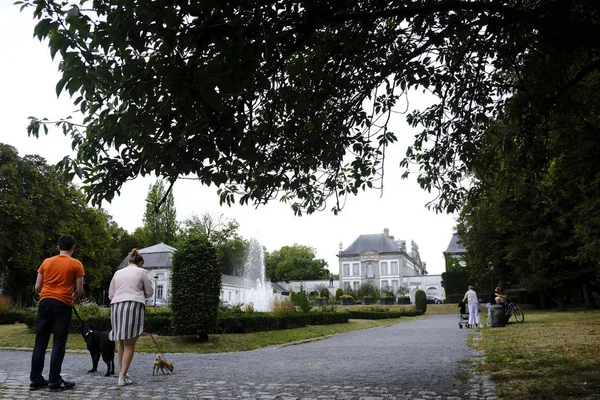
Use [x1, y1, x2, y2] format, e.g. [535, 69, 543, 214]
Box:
[18, 308, 350, 335]
[21, 307, 174, 335]
[348, 309, 421, 319]
[0, 310, 34, 325]
[415, 290, 427, 314]
[171, 237, 221, 340]
[216, 311, 350, 333]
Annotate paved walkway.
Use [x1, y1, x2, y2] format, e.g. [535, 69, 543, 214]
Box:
[0, 315, 497, 399]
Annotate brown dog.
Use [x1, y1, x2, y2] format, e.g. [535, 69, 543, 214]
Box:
[152, 355, 174, 375]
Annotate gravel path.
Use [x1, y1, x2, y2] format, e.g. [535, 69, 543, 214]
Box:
[0, 314, 497, 399]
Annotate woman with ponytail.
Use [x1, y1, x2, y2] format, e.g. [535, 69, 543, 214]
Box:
[108, 249, 154, 386]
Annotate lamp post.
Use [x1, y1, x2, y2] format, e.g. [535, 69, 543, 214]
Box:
[487, 262, 494, 292]
[154, 274, 159, 308]
[338, 241, 343, 278]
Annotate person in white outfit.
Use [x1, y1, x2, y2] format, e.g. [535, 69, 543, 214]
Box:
[462, 285, 480, 328]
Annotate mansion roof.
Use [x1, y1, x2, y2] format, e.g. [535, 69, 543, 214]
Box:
[445, 234, 467, 254]
[342, 233, 399, 254]
[118, 242, 176, 270]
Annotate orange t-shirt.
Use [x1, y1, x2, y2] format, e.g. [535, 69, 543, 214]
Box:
[38, 255, 85, 307]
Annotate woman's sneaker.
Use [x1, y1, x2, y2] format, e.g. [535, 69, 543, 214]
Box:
[118, 374, 133, 386]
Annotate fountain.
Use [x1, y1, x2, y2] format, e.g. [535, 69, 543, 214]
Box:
[239, 238, 276, 311]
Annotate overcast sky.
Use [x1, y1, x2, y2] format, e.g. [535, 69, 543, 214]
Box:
[0, 3, 457, 275]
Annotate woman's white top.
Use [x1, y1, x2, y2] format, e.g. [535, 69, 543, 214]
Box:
[464, 289, 479, 304]
[108, 264, 154, 304]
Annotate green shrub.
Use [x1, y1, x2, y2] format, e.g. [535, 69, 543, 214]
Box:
[271, 297, 296, 314]
[396, 286, 410, 296]
[415, 289, 427, 314]
[145, 311, 173, 335]
[171, 237, 221, 341]
[380, 285, 395, 298]
[317, 285, 330, 299]
[290, 285, 312, 312]
[340, 294, 354, 299]
[356, 282, 379, 301]
[0, 310, 25, 324]
[335, 288, 344, 299]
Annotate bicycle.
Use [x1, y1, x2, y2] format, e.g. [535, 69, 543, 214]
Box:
[506, 301, 525, 323]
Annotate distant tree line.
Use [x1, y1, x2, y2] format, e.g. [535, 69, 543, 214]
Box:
[0, 144, 329, 306]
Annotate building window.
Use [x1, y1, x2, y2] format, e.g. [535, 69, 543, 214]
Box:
[380, 261, 389, 275]
[366, 263, 373, 276]
[391, 261, 398, 275]
[343, 263, 350, 276]
[352, 262, 360, 276]
[228, 292, 232, 301]
[344, 282, 351, 290]
[391, 280, 399, 291]
[381, 280, 388, 288]
[353, 281, 360, 291]
[156, 285, 163, 300]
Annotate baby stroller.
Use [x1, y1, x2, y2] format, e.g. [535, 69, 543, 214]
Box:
[458, 301, 470, 329]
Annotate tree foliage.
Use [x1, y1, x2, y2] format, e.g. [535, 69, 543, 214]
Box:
[20, 0, 600, 214]
[178, 213, 247, 276]
[0, 143, 114, 305]
[170, 237, 220, 341]
[456, 66, 600, 305]
[141, 180, 177, 246]
[265, 245, 329, 282]
[441, 270, 470, 297]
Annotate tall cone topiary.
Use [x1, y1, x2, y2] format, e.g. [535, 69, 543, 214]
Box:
[171, 237, 221, 341]
[415, 289, 427, 314]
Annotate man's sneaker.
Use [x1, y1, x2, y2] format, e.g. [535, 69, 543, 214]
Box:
[48, 379, 75, 392]
[29, 378, 48, 391]
[118, 375, 125, 386]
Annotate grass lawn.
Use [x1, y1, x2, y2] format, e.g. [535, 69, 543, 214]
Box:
[0, 317, 414, 354]
[478, 308, 600, 400]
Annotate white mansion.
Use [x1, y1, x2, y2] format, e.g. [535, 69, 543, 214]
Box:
[338, 228, 445, 300]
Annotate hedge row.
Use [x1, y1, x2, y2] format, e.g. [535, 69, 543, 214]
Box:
[5, 310, 349, 336]
[16, 310, 175, 335]
[0, 310, 35, 325]
[216, 312, 350, 333]
[348, 310, 421, 319]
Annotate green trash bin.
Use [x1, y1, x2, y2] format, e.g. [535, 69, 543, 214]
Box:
[489, 304, 506, 327]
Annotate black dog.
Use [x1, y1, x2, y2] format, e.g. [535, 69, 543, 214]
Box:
[81, 324, 115, 377]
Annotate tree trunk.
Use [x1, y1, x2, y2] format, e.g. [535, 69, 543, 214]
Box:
[552, 292, 567, 311]
[583, 283, 598, 309]
[539, 292, 548, 309]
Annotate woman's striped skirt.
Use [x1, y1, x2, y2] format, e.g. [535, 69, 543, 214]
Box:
[109, 301, 145, 341]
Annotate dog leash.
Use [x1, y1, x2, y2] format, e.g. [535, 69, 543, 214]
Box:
[74, 302, 168, 362]
[72, 305, 84, 324]
[144, 318, 169, 362]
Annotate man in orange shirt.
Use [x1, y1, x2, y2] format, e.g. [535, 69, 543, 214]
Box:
[29, 235, 85, 392]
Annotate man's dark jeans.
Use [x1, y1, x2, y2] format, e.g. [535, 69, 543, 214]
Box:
[30, 298, 73, 385]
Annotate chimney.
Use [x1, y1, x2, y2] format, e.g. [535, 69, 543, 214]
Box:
[397, 240, 406, 251]
[384, 228, 389, 237]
